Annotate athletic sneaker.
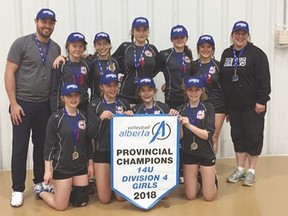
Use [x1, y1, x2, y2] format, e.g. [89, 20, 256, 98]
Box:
[10, 191, 23, 207]
[243, 171, 256, 186]
[34, 182, 54, 199]
[227, 168, 245, 183]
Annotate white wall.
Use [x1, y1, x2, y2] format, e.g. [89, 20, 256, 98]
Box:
[1, 0, 288, 170]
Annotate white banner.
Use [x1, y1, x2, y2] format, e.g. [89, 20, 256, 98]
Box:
[111, 114, 179, 210]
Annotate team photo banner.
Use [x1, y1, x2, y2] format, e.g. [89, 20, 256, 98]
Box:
[111, 114, 179, 210]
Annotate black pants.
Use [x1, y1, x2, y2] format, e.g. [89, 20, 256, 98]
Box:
[228, 106, 266, 156]
[11, 100, 50, 192]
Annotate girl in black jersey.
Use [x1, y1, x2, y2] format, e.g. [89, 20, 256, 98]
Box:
[157, 24, 196, 184]
[88, 32, 119, 100]
[157, 25, 196, 109]
[195, 35, 226, 153]
[178, 75, 217, 201]
[87, 71, 132, 204]
[38, 83, 94, 210]
[50, 32, 91, 112]
[112, 17, 159, 106]
[132, 77, 178, 115]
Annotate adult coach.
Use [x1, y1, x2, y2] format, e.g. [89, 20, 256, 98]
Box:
[220, 21, 271, 186]
[4, 8, 61, 207]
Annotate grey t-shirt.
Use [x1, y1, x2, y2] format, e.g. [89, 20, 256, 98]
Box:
[7, 33, 61, 102]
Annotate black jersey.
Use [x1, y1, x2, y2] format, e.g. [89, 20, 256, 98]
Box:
[220, 42, 271, 108]
[87, 54, 120, 100]
[132, 101, 170, 114]
[44, 109, 93, 175]
[50, 59, 91, 112]
[178, 101, 215, 159]
[194, 58, 226, 109]
[112, 42, 159, 103]
[87, 97, 130, 151]
[156, 48, 196, 104]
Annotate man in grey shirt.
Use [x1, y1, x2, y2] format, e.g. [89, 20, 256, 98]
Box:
[4, 8, 61, 207]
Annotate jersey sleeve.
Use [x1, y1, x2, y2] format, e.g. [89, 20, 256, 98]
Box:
[44, 114, 57, 161]
[203, 102, 215, 140]
[112, 42, 126, 75]
[87, 100, 102, 139]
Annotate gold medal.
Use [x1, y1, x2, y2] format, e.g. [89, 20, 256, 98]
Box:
[191, 142, 198, 150]
[72, 151, 79, 160]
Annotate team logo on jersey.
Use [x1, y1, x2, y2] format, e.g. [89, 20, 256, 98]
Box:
[108, 63, 116, 72]
[209, 66, 216, 74]
[224, 58, 233, 67]
[81, 66, 87, 74]
[154, 110, 161, 114]
[145, 50, 152, 57]
[196, 110, 205, 120]
[239, 57, 246, 66]
[116, 106, 124, 114]
[78, 120, 86, 129]
[185, 56, 191, 63]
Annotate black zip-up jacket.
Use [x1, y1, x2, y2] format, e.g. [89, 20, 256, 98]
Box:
[156, 48, 196, 104]
[195, 58, 226, 110]
[112, 42, 158, 103]
[44, 109, 93, 174]
[87, 97, 130, 151]
[178, 101, 215, 159]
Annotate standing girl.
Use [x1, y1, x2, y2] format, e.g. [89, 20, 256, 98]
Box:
[178, 75, 217, 201]
[195, 34, 226, 153]
[50, 32, 91, 112]
[87, 32, 120, 100]
[157, 25, 196, 109]
[38, 83, 94, 210]
[87, 71, 132, 204]
[157, 24, 196, 184]
[112, 17, 159, 106]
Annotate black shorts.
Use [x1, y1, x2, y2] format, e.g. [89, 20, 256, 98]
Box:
[182, 152, 216, 166]
[228, 106, 266, 155]
[53, 167, 87, 180]
[94, 150, 110, 164]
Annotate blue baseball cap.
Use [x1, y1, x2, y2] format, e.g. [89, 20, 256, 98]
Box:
[101, 71, 118, 84]
[61, 83, 81, 96]
[36, 8, 56, 22]
[185, 75, 204, 89]
[232, 21, 249, 33]
[66, 32, 87, 44]
[137, 77, 156, 90]
[170, 25, 188, 39]
[93, 32, 111, 43]
[132, 17, 149, 28]
[197, 34, 215, 46]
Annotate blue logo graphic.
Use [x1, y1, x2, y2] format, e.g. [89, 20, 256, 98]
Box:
[149, 121, 171, 144]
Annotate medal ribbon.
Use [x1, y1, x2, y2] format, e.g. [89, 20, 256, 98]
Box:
[188, 101, 201, 126]
[63, 108, 79, 149]
[173, 48, 186, 78]
[143, 102, 155, 114]
[96, 58, 110, 76]
[133, 44, 147, 76]
[198, 59, 213, 84]
[68, 58, 81, 85]
[233, 47, 245, 73]
[34, 35, 51, 66]
[102, 96, 118, 113]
